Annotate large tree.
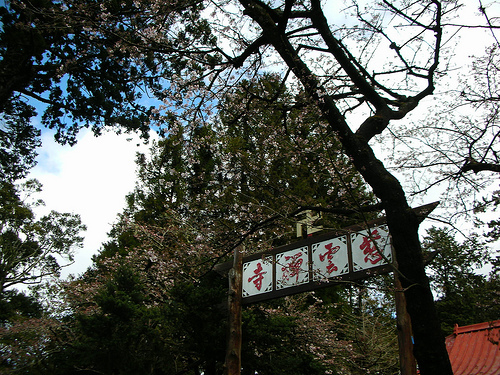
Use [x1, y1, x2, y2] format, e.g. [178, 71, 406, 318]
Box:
[1, 0, 499, 373]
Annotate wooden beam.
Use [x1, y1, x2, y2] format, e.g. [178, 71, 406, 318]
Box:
[394, 269, 417, 375]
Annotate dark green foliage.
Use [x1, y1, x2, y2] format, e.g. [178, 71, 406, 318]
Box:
[0, 289, 43, 323]
[45, 266, 172, 374]
[0, 0, 214, 145]
[241, 305, 327, 375]
[42, 265, 227, 375]
[422, 227, 499, 334]
[166, 275, 228, 375]
[68, 268, 176, 374]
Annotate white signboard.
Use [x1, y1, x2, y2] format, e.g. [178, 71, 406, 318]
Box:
[213, 203, 439, 304]
[351, 224, 392, 272]
[239, 225, 393, 303]
[242, 257, 273, 297]
[276, 246, 309, 289]
[312, 236, 349, 280]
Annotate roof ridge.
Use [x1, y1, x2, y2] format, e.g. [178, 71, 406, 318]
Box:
[452, 320, 500, 336]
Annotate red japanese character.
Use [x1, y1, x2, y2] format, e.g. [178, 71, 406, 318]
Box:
[319, 243, 340, 274]
[360, 229, 383, 265]
[282, 252, 304, 283]
[248, 262, 267, 291]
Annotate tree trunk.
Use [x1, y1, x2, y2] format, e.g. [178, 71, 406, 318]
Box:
[281, 38, 451, 375]
[319, 102, 452, 374]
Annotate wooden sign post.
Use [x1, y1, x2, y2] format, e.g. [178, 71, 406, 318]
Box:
[394, 267, 418, 375]
[224, 246, 243, 375]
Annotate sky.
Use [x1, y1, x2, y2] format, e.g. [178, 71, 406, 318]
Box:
[27, 129, 155, 278]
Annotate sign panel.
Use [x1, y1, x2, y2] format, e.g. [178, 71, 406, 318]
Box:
[241, 225, 393, 304]
[242, 257, 273, 298]
[351, 225, 392, 271]
[312, 236, 349, 280]
[215, 202, 439, 305]
[276, 247, 309, 289]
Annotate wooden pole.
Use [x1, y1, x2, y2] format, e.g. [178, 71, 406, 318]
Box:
[224, 246, 243, 375]
[394, 270, 417, 375]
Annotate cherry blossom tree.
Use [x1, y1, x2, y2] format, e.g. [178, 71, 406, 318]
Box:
[385, 42, 500, 219]
[64, 75, 388, 374]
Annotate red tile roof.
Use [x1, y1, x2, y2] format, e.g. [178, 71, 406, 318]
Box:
[445, 320, 500, 375]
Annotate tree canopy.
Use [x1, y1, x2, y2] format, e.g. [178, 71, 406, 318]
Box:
[121, 74, 376, 261]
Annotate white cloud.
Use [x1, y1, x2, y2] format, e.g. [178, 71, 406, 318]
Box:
[28, 129, 154, 278]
